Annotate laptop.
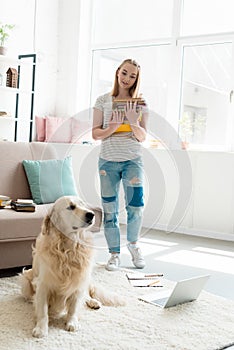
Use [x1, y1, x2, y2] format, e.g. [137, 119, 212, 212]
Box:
[139, 275, 210, 308]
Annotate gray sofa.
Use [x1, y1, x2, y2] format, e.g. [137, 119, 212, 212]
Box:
[0, 141, 102, 270]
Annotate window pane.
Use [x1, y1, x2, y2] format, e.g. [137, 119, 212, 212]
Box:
[92, 0, 174, 45]
[91, 45, 172, 145]
[180, 43, 232, 147]
[91, 45, 171, 108]
[182, 0, 234, 36]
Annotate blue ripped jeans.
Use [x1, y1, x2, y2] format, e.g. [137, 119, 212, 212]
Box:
[98, 157, 144, 253]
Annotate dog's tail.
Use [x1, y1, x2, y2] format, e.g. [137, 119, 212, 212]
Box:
[89, 283, 126, 307]
[19, 268, 35, 302]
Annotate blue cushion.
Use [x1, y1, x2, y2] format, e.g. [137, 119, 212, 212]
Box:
[22, 156, 78, 204]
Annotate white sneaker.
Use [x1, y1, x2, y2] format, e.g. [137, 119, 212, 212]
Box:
[105, 253, 120, 271]
[127, 243, 145, 269]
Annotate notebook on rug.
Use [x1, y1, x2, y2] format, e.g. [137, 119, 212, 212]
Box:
[139, 275, 210, 308]
[126, 272, 164, 287]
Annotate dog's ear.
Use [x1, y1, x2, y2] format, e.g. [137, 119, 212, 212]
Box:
[41, 215, 51, 235]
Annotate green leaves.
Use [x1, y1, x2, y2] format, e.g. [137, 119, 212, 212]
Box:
[0, 23, 15, 46]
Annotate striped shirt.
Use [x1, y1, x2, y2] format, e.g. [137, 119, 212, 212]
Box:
[94, 92, 147, 162]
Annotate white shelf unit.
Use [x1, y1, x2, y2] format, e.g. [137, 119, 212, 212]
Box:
[0, 54, 36, 142]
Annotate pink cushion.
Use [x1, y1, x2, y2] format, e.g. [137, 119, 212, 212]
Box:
[45, 116, 72, 143]
[71, 117, 92, 144]
[35, 116, 46, 141]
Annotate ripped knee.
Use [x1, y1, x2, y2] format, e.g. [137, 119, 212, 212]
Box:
[99, 169, 107, 176]
[129, 176, 142, 185]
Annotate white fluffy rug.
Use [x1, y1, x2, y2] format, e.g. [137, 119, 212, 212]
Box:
[0, 265, 234, 350]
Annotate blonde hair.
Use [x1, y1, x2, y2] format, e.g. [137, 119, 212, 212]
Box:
[111, 58, 141, 98]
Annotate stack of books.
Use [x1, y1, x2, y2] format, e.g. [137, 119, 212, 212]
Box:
[112, 98, 146, 133]
[112, 98, 146, 114]
[11, 199, 36, 212]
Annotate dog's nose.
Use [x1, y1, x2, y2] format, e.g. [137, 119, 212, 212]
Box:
[85, 211, 94, 224]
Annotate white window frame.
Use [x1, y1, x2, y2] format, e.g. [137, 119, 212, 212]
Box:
[177, 33, 234, 150]
[77, 0, 234, 151]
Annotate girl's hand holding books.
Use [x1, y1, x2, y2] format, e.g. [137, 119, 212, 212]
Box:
[124, 100, 142, 126]
[109, 109, 124, 132]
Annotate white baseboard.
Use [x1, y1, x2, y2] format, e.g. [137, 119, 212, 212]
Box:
[142, 222, 234, 242]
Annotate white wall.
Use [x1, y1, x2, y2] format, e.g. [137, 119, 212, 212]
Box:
[0, 0, 60, 141]
[55, 0, 81, 117]
[34, 0, 59, 117]
[151, 150, 234, 241]
[52, 143, 234, 242]
[0, 0, 59, 117]
[0, 0, 83, 119]
[1, 1, 234, 242]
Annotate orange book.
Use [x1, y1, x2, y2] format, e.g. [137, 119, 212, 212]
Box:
[115, 124, 132, 132]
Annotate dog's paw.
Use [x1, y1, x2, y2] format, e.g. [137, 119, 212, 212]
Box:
[32, 325, 48, 338]
[86, 298, 101, 309]
[65, 318, 80, 332]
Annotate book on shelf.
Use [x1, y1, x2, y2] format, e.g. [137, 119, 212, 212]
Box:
[11, 199, 36, 212]
[0, 111, 10, 117]
[126, 272, 164, 287]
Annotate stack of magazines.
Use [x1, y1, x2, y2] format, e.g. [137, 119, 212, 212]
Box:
[11, 199, 36, 212]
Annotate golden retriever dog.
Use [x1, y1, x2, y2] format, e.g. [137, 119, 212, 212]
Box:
[20, 196, 125, 338]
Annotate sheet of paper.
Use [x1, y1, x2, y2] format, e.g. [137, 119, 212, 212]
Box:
[126, 272, 163, 280]
[126, 273, 163, 287]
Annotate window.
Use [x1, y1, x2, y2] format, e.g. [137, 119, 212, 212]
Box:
[182, 0, 234, 36]
[83, 0, 234, 150]
[91, 45, 171, 110]
[91, 45, 172, 143]
[92, 0, 174, 45]
[179, 42, 233, 148]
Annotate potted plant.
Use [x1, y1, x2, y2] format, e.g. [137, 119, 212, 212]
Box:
[179, 112, 193, 149]
[179, 111, 206, 149]
[0, 22, 15, 56]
